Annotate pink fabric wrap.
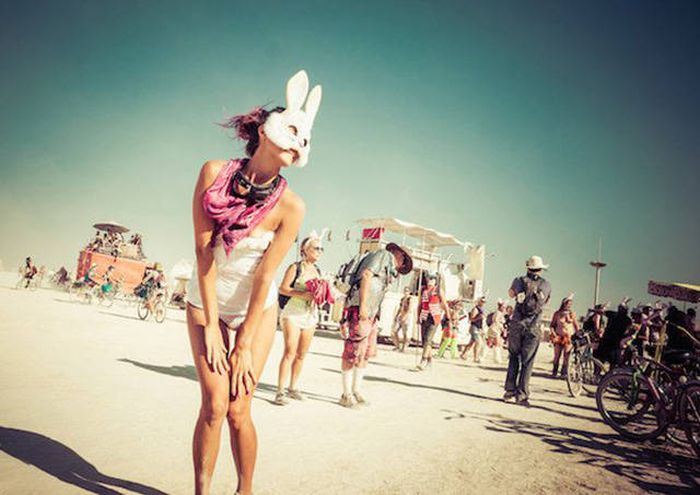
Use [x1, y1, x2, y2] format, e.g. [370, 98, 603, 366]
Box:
[305, 278, 335, 306]
[202, 158, 287, 256]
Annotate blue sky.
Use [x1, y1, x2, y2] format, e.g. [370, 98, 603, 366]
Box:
[1, 0, 698, 313]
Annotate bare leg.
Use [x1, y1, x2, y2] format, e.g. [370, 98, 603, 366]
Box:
[227, 304, 278, 495]
[290, 327, 315, 390]
[552, 344, 562, 376]
[187, 305, 230, 495]
[277, 319, 300, 393]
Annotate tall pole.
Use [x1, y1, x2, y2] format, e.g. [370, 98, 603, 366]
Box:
[589, 239, 607, 307]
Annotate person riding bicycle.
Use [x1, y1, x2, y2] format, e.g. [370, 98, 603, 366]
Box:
[139, 264, 166, 312]
[20, 257, 38, 288]
[100, 265, 116, 295]
[82, 263, 99, 287]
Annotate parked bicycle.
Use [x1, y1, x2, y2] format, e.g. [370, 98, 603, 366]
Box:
[566, 329, 607, 397]
[596, 341, 700, 457]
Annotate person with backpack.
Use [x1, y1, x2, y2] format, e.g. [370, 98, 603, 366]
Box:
[338, 243, 413, 408]
[503, 255, 552, 407]
[274, 235, 324, 405]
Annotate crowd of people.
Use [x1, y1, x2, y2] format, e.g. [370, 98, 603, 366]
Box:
[85, 230, 145, 260]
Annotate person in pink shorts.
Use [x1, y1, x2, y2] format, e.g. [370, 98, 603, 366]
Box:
[339, 243, 413, 408]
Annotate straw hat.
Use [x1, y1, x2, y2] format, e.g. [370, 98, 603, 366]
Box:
[525, 255, 549, 271]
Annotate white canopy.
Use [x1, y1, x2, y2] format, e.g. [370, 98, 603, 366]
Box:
[355, 217, 466, 249]
[170, 259, 194, 281]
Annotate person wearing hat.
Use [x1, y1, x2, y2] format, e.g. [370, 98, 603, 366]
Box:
[503, 255, 552, 407]
[339, 242, 413, 407]
[549, 293, 579, 378]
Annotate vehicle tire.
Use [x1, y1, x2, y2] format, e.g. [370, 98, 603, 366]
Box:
[566, 353, 583, 397]
[679, 382, 700, 458]
[137, 299, 150, 320]
[596, 368, 665, 441]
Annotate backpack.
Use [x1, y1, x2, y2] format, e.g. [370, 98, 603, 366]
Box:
[519, 276, 544, 317]
[279, 262, 322, 309]
[278, 262, 302, 309]
[334, 252, 372, 296]
[486, 312, 496, 327]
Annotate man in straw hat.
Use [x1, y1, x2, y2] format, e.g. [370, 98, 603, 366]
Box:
[339, 242, 413, 408]
[503, 255, 552, 407]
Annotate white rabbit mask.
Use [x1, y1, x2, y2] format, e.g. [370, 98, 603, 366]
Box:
[263, 70, 322, 168]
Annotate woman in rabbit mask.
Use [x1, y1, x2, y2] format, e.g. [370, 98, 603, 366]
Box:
[185, 70, 321, 495]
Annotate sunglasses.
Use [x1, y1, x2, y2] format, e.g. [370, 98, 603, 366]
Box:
[230, 170, 281, 202]
[311, 246, 324, 252]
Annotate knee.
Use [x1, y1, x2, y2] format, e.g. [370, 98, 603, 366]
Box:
[226, 400, 252, 431]
[295, 350, 306, 362]
[200, 397, 228, 425]
[283, 346, 298, 362]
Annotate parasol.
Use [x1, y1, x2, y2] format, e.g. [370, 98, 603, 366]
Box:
[92, 221, 130, 234]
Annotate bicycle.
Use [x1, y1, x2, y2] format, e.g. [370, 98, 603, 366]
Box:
[596, 346, 700, 456]
[137, 290, 167, 323]
[566, 329, 607, 397]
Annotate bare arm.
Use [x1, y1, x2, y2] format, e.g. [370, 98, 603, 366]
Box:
[278, 263, 313, 301]
[193, 160, 225, 329]
[236, 192, 306, 349]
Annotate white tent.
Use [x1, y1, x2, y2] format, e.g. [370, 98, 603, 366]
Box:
[355, 217, 466, 249]
[170, 259, 194, 281]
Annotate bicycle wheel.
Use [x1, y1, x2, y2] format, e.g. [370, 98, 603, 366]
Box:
[101, 291, 115, 308]
[581, 356, 606, 395]
[137, 300, 150, 320]
[679, 382, 700, 458]
[566, 353, 583, 397]
[153, 299, 166, 324]
[596, 368, 665, 441]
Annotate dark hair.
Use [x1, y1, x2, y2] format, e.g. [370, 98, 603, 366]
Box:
[219, 106, 285, 157]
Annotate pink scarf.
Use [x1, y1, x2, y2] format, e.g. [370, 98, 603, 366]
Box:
[202, 158, 287, 256]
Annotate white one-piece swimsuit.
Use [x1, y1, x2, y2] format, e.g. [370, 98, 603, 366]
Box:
[186, 231, 277, 332]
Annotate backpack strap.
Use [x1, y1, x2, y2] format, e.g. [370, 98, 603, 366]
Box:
[290, 261, 303, 288]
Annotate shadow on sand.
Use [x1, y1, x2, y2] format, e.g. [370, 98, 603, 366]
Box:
[441, 411, 700, 495]
[321, 368, 596, 422]
[117, 358, 338, 405]
[0, 426, 167, 495]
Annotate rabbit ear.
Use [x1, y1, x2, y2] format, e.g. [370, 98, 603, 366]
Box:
[286, 70, 309, 111]
[304, 85, 322, 126]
